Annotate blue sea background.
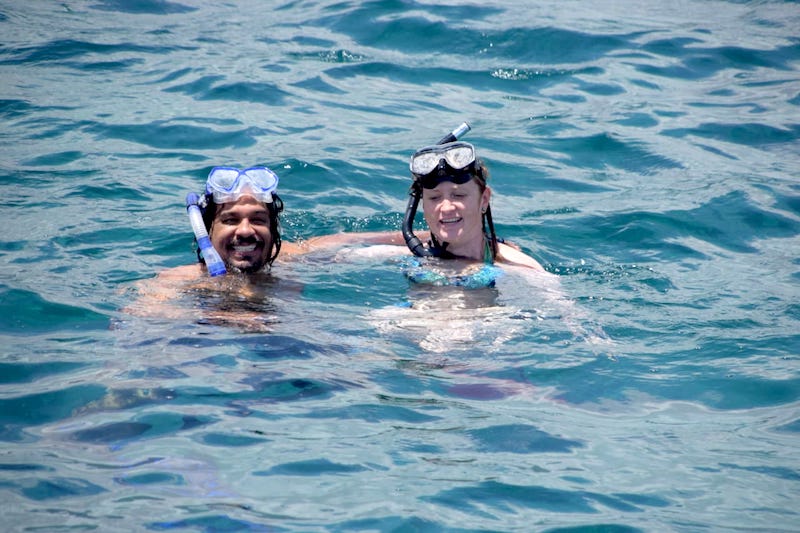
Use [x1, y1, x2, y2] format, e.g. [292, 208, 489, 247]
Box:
[1, 0, 799, 531]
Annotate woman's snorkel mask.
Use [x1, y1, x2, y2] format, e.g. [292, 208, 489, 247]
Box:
[402, 123, 498, 260]
[186, 166, 284, 276]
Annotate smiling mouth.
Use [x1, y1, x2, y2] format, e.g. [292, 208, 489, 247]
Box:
[232, 244, 258, 253]
[440, 217, 462, 224]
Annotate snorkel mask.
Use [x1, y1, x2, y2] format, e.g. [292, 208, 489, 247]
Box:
[402, 123, 498, 260]
[205, 166, 279, 204]
[186, 166, 284, 276]
[409, 141, 478, 187]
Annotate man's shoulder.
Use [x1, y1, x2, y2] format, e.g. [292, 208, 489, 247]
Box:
[125, 264, 203, 317]
[156, 263, 204, 281]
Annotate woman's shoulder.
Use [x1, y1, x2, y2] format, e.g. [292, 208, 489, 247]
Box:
[496, 242, 545, 271]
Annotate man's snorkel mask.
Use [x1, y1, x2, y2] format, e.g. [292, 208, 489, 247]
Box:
[402, 123, 499, 260]
[186, 166, 284, 276]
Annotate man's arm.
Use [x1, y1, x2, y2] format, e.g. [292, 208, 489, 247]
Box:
[281, 231, 412, 255]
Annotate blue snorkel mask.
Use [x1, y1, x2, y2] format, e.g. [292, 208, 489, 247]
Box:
[205, 166, 279, 204]
[187, 166, 284, 276]
[402, 123, 498, 260]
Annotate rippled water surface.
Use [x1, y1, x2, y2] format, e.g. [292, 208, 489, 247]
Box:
[2, 0, 799, 531]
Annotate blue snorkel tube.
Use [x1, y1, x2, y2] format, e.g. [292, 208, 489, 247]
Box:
[403, 122, 471, 257]
[186, 192, 227, 277]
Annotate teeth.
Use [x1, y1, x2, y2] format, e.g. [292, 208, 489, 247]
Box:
[441, 217, 461, 224]
[233, 244, 256, 252]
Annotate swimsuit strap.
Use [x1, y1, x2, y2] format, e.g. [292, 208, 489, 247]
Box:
[484, 236, 494, 264]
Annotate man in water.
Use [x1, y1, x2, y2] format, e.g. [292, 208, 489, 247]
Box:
[126, 166, 335, 328]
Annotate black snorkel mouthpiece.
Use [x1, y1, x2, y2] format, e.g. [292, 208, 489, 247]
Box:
[437, 122, 471, 145]
[402, 187, 430, 257]
[403, 122, 471, 257]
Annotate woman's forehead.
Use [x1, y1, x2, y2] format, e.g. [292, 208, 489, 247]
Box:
[423, 179, 480, 193]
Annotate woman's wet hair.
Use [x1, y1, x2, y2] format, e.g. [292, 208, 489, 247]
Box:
[473, 159, 489, 189]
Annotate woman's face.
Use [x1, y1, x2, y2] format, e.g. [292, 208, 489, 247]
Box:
[209, 196, 274, 273]
[422, 178, 491, 257]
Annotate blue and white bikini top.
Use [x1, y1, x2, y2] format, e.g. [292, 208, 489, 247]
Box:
[402, 254, 503, 289]
[404, 261, 502, 289]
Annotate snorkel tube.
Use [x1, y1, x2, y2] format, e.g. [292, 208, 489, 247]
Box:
[186, 192, 226, 277]
[401, 189, 429, 257]
[436, 122, 471, 146]
[403, 122, 472, 257]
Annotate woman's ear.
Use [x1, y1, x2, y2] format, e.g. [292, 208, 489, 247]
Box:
[481, 186, 492, 212]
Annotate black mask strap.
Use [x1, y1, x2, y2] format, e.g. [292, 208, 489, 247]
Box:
[266, 193, 283, 265]
[484, 205, 498, 261]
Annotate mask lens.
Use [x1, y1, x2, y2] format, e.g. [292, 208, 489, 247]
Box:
[208, 167, 241, 190]
[410, 151, 442, 176]
[409, 142, 476, 176]
[242, 167, 278, 191]
[444, 145, 475, 170]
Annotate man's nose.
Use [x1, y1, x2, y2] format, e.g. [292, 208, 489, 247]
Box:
[235, 219, 255, 236]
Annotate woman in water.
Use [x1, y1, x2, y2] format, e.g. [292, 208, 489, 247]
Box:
[313, 127, 547, 279]
[401, 137, 545, 271]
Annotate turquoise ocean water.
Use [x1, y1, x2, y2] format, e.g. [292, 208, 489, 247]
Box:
[1, 0, 799, 531]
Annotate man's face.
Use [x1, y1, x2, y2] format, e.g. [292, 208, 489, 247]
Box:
[209, 196, 273, 273]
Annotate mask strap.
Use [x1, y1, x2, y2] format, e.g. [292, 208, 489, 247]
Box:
[266, 193, 283, 265]
[483, 205, 498, 261]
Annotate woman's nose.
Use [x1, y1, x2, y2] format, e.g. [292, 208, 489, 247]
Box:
[440, 198, 456, 210]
